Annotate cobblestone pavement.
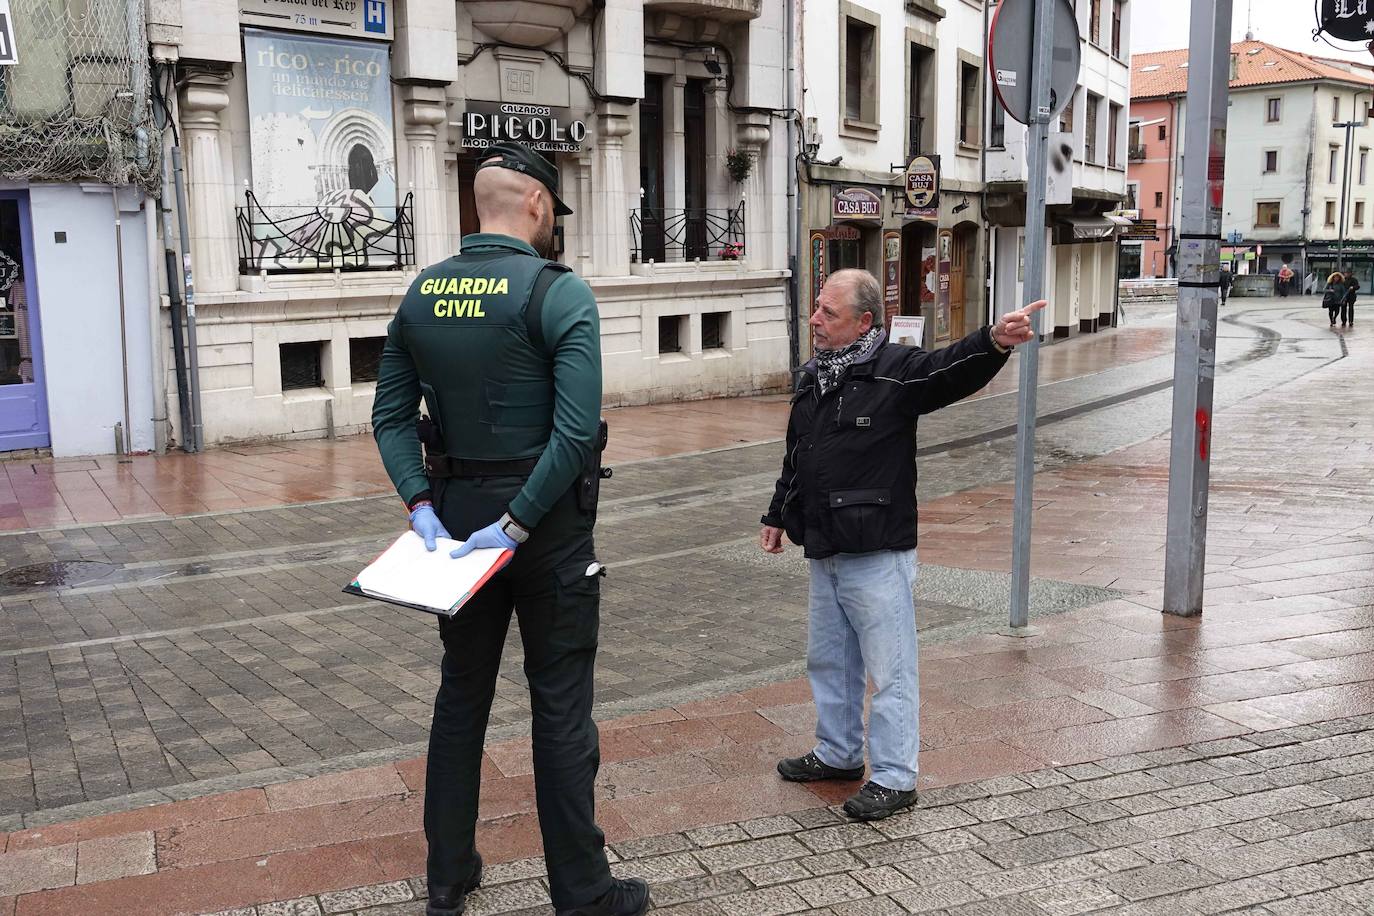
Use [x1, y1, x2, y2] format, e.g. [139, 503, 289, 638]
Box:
[0, 302, 1358, 819]
[200, 718, 1374, 916]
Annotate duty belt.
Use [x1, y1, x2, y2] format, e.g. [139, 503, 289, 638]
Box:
[426, 455, 540, 478]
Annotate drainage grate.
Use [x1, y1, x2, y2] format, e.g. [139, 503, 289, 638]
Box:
[0, 560, 117, 594]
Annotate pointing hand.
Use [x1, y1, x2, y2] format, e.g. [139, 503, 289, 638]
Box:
[992, 299, 1047, 348]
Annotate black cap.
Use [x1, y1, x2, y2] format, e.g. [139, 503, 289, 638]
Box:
[477, 142, 572, 216]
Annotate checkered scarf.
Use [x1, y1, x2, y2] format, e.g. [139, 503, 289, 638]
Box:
[816, 326, 882, 396]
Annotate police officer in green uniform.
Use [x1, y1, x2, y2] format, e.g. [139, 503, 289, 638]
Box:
[372, 142, 649, 916]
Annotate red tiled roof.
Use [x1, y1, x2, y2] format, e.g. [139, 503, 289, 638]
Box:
[1132, 40, 1374, 100]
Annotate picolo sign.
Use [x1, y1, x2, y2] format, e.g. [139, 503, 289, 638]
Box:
[1318, 0, 1374, 42]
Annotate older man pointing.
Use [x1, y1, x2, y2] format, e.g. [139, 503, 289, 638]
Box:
[761, 268, 1044, 821]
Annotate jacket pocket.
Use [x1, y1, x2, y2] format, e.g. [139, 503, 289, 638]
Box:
[553, 560, 601, 649]
[825, 488, 891, 553]
[482, 380, 554, 429]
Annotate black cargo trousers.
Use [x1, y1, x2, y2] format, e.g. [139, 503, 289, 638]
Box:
[425, 472, 611, 910]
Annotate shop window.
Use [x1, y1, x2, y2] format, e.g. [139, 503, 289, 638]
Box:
[658, 315, 685, 354]
[840, 8, 878, 129]
[827, 237, 864, 272]
[349, 337, 386, 384]
[702, 312, 729, 351]
[280, 341, 324, 391]
[1255, 201, 1280, 227]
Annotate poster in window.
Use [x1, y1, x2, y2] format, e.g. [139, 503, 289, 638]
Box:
[809, 230, 827, 354]
[882, 230, 901, 325]
[243, 29, 398, 268]
[920, 247, 936, 308]
[936, 229, 953, 340]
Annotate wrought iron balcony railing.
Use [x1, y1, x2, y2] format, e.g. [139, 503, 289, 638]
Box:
[236, 189, 415, 274]
[631, 203, 746, 263]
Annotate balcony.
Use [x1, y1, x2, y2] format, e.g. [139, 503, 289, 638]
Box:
[643, 0, 761, 22]
[236, 190, 415, 274]
[1128, 144, 1147, 162]
[631, 203, 745, 263]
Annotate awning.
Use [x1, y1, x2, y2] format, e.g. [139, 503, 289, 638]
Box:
[1059, 215, 1117, 240]
[1105, 214, 1133, 231]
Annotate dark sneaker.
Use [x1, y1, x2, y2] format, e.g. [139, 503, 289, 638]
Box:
[556, 877, 651, 916]
[426, 851, 484, 916]
[777, 751, 865, 783]
[843, 781, 917, 821]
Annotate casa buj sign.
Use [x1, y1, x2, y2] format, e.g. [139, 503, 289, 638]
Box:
[460, 102, 587, 153]
[832, 186, 883, 222]
[1318, 0, 1374, 42]
[903, 155, 940, 221]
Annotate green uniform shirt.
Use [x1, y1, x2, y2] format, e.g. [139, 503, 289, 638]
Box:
[372, 234, 602, 528]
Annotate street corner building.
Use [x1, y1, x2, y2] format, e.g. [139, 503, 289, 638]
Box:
[798, 0, 1132, 349]
[3, 0, 794, 457]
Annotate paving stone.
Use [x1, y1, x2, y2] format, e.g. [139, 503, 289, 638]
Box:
[610, 852, 706, 884]
[612, 833, 694, 860]
[464, 880, 550, 916]
[829, 896, 906, 916]
[795, 824, 886, 854]
[849, 867, 915, 897]
[714, 885, 810, 916]
[695, 836, 811, 875]
[649, 873, 756, 908]
[1102, 862, 1218, 901]
[1022, 880, 1124, 916]
[1172, 876, 1285, 915]
[257, 899, 324, 916]
[741, 861, 811, 888]
[792, 875, 870, 908]
[741, 817, 803, 839]
[688, 825, 753, 848]
[319, 882, 414, 914]
[889, 881, 985, 914]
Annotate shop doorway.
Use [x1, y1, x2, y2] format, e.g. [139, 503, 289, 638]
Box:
[949, 226, 977, 336]
[0, 193, 49, 450]
[900, 221, 935, 318]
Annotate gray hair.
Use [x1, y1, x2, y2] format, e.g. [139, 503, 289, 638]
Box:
[828, 269, 883, 326]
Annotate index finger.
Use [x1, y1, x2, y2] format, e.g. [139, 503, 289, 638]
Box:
[1020, 299, 1048, 315]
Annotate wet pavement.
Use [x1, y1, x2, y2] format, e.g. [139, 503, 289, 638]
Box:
[1, 299, 1372, 914]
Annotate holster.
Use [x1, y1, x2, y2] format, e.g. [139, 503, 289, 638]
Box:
[577, 418, 612, 513]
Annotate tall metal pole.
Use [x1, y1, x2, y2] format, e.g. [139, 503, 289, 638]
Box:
[1007, 0, 1057, 633]
[1163, 0, 1233, 617]
[1338, 120, 1353, 273]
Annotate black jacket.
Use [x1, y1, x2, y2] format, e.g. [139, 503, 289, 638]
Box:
[762, 327, 1011, 559]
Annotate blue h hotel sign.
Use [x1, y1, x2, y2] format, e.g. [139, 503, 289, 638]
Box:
[364, 0, 386, 34]
[240, 0, 394, 41]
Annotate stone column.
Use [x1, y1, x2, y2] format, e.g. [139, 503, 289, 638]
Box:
[735, 113, 771, 270]
[402, 86, 450, 267]
[573, 150, 594, 276]
[592, 102, 634, 277]
[178, 80, 236, 294]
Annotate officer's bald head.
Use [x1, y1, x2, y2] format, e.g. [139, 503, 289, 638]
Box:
[474, 158, 556, 257]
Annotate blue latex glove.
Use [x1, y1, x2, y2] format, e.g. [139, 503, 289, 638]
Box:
[409, 504, 451, 552]
[450, 521, 518, 559]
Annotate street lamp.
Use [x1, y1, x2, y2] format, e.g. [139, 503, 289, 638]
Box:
[1334, 88, 1371, 274]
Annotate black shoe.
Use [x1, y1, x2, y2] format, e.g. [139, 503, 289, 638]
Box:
[843, 781, 917, 821]
[427, 852, 484, 916]
[556, 877, 651, 916]
[777, 751, 865, 783]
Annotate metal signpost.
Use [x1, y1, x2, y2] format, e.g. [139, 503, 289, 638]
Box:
[988, 0, 1080, 633]
[1163, 0, 1233, 617]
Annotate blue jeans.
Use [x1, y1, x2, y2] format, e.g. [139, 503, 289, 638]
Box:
[807, 549, 919, 792]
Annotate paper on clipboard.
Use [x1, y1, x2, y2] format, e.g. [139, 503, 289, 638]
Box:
[347, 531, 511, 617]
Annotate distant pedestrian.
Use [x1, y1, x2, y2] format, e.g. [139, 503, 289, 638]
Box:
[1219, 267, 1233, 305]
[1342, 271, 1359, 328]
[1277, 263, 1294, 297]
[1323, 271, 1346, 326]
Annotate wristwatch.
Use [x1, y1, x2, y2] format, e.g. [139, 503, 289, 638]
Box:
[498, 512, 530, 544]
